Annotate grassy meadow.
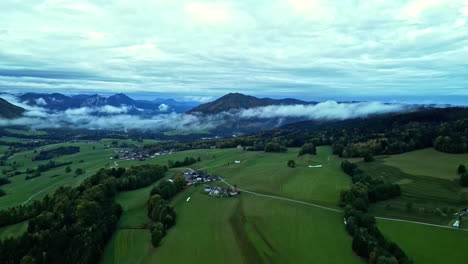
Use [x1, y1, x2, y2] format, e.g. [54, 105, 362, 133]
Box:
[378, 219, 468, 264]
[2, 132, 468, 264]
[101, 146, 362, 264]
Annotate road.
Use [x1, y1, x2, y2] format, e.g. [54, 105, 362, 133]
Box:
[220, 178, 468, 232]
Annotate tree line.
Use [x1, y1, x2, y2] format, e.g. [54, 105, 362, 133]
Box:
[33, 146, 80, 161]
[147, 175, 186, 246]
[167, 156, 200, 168]
[0, 164, 167, 263]
[340, 161, 411, 264]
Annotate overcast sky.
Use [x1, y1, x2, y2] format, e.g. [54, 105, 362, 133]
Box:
[1, 0, 467, 103]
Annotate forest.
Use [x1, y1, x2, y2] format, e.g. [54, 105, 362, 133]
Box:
[0, 164, 167, 264]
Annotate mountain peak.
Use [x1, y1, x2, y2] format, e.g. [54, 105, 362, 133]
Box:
[186, 93, 311, 114]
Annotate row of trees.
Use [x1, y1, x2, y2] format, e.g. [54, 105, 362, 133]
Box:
[458, 164, 468, 187]
[339, 161, 411, 264]
[0, 164, 167, 263]
[147, 175, 187, 246]
[264, 142, 287, 153]
[168, 157, 200, 168]
[33, 146, 80, 160]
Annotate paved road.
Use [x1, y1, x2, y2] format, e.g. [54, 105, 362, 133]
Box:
[220, 178, 468, 232]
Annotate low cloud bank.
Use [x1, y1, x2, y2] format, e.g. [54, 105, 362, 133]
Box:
[238, 101, 406, 120]
[0, 95, 409, 131]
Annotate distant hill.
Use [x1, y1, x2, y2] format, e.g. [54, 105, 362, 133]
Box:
[0, 98, 25, 119]
[186, 93, 314, 114]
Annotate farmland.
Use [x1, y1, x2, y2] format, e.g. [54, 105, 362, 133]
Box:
[101, 146, 362, 264]
[378, 219, 468, 264]
[1, 133, 468, 264]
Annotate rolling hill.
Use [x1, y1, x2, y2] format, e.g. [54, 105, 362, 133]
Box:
[187, 93, 315, 114]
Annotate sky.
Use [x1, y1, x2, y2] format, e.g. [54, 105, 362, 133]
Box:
[1, 0, 468, 104]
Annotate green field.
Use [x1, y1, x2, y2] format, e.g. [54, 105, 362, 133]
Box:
[0, 220, 28, 240]
[101, 146, 362, 264]
[0, 141, 123, 209]
[383, 148, 468, 180]
[2, 139, 468, 263]
[357, 150, 468, 225]
[378, 219, 468, 264]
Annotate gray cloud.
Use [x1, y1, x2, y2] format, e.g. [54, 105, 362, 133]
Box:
[0, 0, 466, 100]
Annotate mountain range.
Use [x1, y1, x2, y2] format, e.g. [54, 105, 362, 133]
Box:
[15, 93, 199, 113]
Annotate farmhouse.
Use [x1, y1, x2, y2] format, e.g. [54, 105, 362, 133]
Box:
[204, 185, 239, 197]
[183, 169, 219, 185]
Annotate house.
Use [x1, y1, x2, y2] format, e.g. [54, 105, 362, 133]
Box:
[453, 220, 460, 228]
[236, 145, 242, 149]
[204, 185, 212, 192]
[234, 160, 241, 164]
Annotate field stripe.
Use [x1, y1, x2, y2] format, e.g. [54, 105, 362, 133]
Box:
[220, 178, 468, 232]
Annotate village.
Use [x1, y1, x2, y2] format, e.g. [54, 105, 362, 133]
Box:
[111, 149, 173, 161]
[172, 168, 239, 198]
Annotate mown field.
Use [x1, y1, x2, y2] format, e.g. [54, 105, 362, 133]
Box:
[378, 219, 468, 264]
[383, 148, 468, 180]
[356, 149, 468, 225]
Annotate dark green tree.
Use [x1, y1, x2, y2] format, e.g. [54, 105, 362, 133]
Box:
[299, 143, 316, 156]
[457, 164, 466, 175]
[287, 160, 296, 168]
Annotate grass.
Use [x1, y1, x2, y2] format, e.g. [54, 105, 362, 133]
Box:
[0, 220, 28, 240]
[356, 154, 468, 225]
[378, 219, 468, 264]
[383, 148, 468, 180]
[101, 146, 363, 264]
[0, 142, 119, 210]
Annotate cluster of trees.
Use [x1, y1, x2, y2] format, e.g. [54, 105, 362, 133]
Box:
[264, 142, 287, 153]
[0, 177, 10, 197]
[340, 161, 410, 263]
[168, 157, 200, 168]
[147, 175, 186, 246]
[0, 164, 167, 263]
[24, 160, 74, 180]
[150, 175, 186, 199]
[0, 177, 11, 186]
[287, 160, 296, 168]
[117, 165, 168, 191]
[458, 164, 468, 187]
[33, 146, 80, 160]
[298, 143, 316, 156]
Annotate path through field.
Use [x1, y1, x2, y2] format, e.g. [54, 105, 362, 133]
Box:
[21, 177, 69, 205]
[220, 178, 468, 232]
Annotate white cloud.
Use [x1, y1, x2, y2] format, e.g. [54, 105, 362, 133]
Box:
[35, 97, 47, 106]
[158, 104, 169, 112]
[237, 101, 406, 120]
[185, 2, 232, 23]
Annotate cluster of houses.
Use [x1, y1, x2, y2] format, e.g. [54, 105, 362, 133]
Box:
[111, 149, 173, 161]
[181, 168, 219, 185]
[204, 185, 239, 197]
